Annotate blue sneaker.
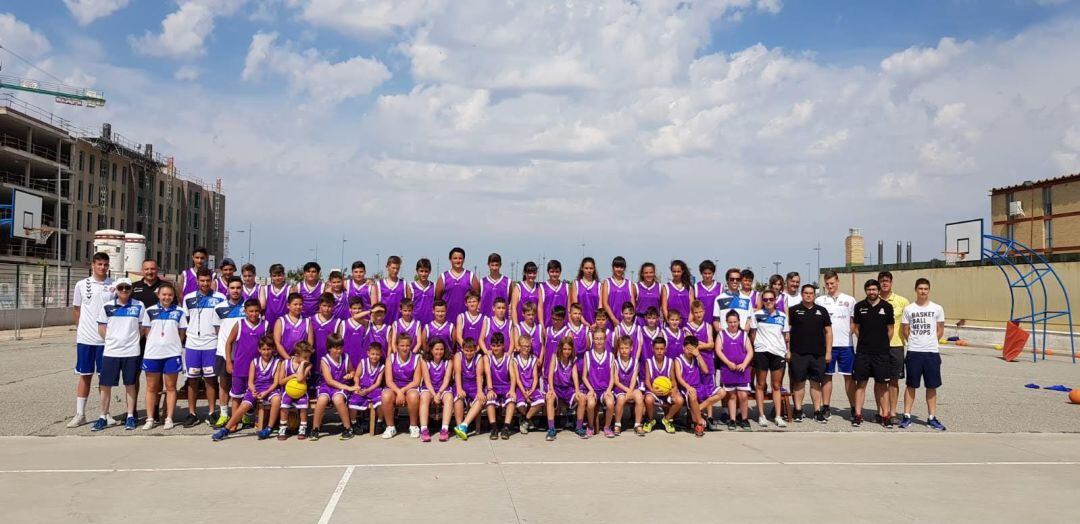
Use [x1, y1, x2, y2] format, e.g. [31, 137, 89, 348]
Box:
[898, 415, 913, 429]
[927, 417, 947, 431]
[575, 427, 588, 439]
[545, 428, 557, 441]
[453, 424, 469, 441]
[124, 416, 137, 431]
[211, 428, 230, 441]
[91, 417, 109, 432]
[256, 428, 272, 440]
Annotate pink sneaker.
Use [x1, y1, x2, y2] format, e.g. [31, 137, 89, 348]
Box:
[438, 428, 449, 442]
[603, 427, 614, 438]
[586, 427, 595, 438]
[420, 428, 431, 442]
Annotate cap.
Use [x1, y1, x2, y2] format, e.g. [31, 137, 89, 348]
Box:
[115, 277, 133, 288]
[220, 258, 236, 269]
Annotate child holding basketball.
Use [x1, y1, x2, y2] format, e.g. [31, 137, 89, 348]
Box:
[612, 335, 645, 435]
[419, 339, 454, 442]
[277, 341, 313, 440]
[452, 338, 486, 440]
[311, 334, 356, 441]
[643, 337, 683, 434]
[211, 335, 281, 441]
[583, 329, 616, 438]
[718, 310, 753, 430]
[510, 335, 544, 434]
[545, 337, 585, 440]
[380, 335, 422, 439]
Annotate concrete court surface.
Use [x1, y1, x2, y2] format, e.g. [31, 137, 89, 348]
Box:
[1, 433, 1079, 523]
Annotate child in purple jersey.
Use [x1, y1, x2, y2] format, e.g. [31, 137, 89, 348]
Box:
[696, 260, 723, 327]
[348, 342, 385, 430]
[311, 293, 343, 373]
[376, 256, 406, 324]
[566, 304, 591, 378]
[482, 334, 517, 440]
[380, 335, 422, 439]
[261, 264, 289, 330]
[424, 300, 454, 355]
[766, 274, 788, 312]
[339, 297, 369, 364]
[537, 259, 568, 327]
[541, 306, 569, 371]
[662, 310, 685, 359]
[364, 304, 392, 358]
[544, 337, 585, 440]
[436, 247, 479, 325]
[409, 258, 436, 325]
[346, 260, 374, 313]
[611, 302, 642, 360]
[311, 334, 357, 440]
[211, 336, 282, 441]
[481, 297, 513, 354]
[601, 256, 634, 327]
[391, 298, 423, 354]
[643, 337, 684, 434]
[418, 339, 454, 442]
[583, 330, 616, 438]
[479, 252, 511, 318]
[277, 342, 313, 440]
[511, 335, 544, 434]
[510, 261, 540, 325]
[634, 262, 661, 326]
[325, 271, 350, 320]
[662, 260, 694, 328]
[179, 247, 210, 298]
[685, 300, 716, 387]
[224, 299, 266, 415]
[455, 291, 486, 352]
[639, 307, 663, 369]
[240, 264, 261, 303]
[452, 338, 486, 440]
[718, 310, 753, 430]
[612, 336, 645, 436]
[675, 336, 726, 437]
[215, 258, 237, 296]
[590, 309, 608, 352]
[293, 261, 323, 319]
[512, 301, 543, 358]
[571, 257, 601, 325]
[273, 293, 309, 359]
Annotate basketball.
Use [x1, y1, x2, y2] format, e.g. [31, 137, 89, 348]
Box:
[285, 379, 307, 399]
[652, 376, 673, 396]
[1070, 390, 1080, 404]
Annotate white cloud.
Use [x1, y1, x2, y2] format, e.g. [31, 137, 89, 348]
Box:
[62, 0, 131, 26]
[881, 37, 972, 77]
[242, 32, 390, 104]
[174, 65, 202, 81]
[286, 0, 443, 37]
[0, 13, 51, 57]
[130, 0, 247, 58]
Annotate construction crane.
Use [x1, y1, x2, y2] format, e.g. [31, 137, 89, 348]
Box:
[0, 44, 105, 107]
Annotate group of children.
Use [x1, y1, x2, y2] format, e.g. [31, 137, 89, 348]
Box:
[72, 246, 947, 441]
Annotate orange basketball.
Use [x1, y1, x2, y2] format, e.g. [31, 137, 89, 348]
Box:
[1069, 389, 1080, 405]
[1045, 349, 1055, 356]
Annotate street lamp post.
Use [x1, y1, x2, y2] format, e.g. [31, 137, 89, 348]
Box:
[340, 236, 346, 271]
[235, 222, 253, 265]
[813, 243, 821, 285]
[773, 261, 781, 275]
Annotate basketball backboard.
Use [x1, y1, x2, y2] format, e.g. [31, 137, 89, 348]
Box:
[10, 190, 42, 241]
[945, 219, 984, 262]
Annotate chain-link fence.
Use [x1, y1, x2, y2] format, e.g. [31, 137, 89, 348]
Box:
[0, 262, 80, 333]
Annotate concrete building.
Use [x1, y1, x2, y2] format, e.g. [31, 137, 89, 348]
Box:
[0, 95, 225, 276]
[844, 227, 864, 266]
[991, 174, 1080, 254]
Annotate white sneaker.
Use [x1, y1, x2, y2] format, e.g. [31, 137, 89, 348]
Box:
[775, 417, 787, 428]
[66, 414, 86, 428]
[382, 426, 397, 439]
[757, 416, 769, 427]
[162, 418, 176, 430]
[141, 419, 156, 431]
[103, 416, 119, 427]
[409, 426, 421, 438]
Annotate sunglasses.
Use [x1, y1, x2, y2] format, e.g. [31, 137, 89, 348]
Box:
[762, 297, 776, 302]
[116, 285, 132, 291]
[727, 277, 740, 282]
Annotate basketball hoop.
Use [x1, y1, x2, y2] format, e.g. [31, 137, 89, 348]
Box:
[25, 226, 56, 245]
[943, 251, 966, 266]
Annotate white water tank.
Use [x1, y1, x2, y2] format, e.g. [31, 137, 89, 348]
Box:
[93, 229, 125, 277]
[124, 233, 146, 277]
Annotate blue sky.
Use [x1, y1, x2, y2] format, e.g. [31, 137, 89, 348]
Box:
[3, 1, 1080, 277]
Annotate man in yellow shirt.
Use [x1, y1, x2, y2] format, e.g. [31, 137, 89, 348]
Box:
[878, 271, 909, 425]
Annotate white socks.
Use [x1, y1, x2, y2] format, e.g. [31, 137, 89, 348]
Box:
[76, 397, 87, 416]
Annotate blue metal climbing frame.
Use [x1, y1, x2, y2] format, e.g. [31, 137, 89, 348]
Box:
[983, 234, 1076, 363]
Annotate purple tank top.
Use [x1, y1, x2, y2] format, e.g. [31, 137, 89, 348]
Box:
[331, 291, 349, 320]
[543, 325, 569, 365]
[322, 354, 350, 385]
[540, 281, 568, 325]
[459, 312, 485, 346]
[391, 353, 418, 388]
[441, 269, 473, 323]
[253, 357, 278, 392]
[663, 326, 684, 359]
[677, 355, 702, 390]
[575, 279, 601, 324]
[181, 268, 200, 297]
[586, 350, 612, 391]
[515, 322, 543, 356]
[264, 284, 289, 329]
[379, 279, 405, 323]
[685, 321, 714, 382]
[424, 321, 454, 353]
[427, 359, 450, 390]
[696, 282, 722, 326]
[285, 358, 305, 382]
[640, 326, 662, 362]
[488, 354, 512, 395]
[609, 322, 641, 358]
[665, 282, 692, 326]
[394, 318, 420, 347]
[298, 281, 323, 318]
[515, 282, 540, 321]
[409, 281, 435, 325]
[568, 324, 590, 360]
[719, 329, 751, 385]
[341, 319, 367, 364]
[242, 284, 260, 303]
[234, 319, 267, 377]
[635, 282, 661, 325]
[460, 353, 481, 396]
[615, 356, 637, 389]
[346, 279, 372, 311]
[515, 355, 538, 392]
[484, 317, 513, 351]
[365, 323, 391, 355]
[311, 315, 340, 363]
[358, 359, 383, 389]
[646, 356, 671, 383]
[278, 316, 308, 356]
[552, 359, 575, 397]
[479, 276, 510, 318]
[215, 277, 229, 296]
[605, 278, 633, 325]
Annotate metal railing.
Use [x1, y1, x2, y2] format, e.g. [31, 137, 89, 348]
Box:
[0, 263, 75, 310]
[0, 132, 70, 164]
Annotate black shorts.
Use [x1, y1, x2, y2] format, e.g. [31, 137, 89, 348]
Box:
[789, 353, 826, 384]
[905, 352, 942, 389]
[213, 356, 231, 380]
[853, 352, 892, 383]
[753, 352, 786, 372]
[889, 346, 905, 379]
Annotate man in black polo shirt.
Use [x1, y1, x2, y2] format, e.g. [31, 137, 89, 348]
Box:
[787, 284, 832, 423]
[131, 259, 165, 309]
[852, 278, 894, 428]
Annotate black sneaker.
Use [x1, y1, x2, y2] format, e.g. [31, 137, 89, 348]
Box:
[718, 411, 731, 423]
[852, 414, 863, 427]
[340, 428, 354, 440]
[850, 407, 857, 421]
[297, 426, 309, 441]
[309, 428, 321, 441]
[822, 405, 831, 420]
[374, 420, 386, 434]
[489, 427, 499, 440]
[874, 414, 883, 425]
[182, 413, 200, 428]
[793, 410, 805, 423]
[814, 409, 827, 424]
[737, 419, 751, 431]
[206, 411, 220, 428]
[726, 419, 737, 431]
[500, 427, 511, 440]
[882, 417, 894, 429]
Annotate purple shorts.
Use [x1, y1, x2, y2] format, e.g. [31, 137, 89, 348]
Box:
[184, 348, 216, 378]
[460, 386, 478, 405]
[696, 384, 719, 401]
[229, 377, 249, 399]
[348, 389, 382, 410]
[420, 387, 456, 400]
[281, 391, 309, 410]
[553, 386, 577, 407]
[722, 382, 751, 392]
[614, 388, 641, 400]
[515, 388, 544, 407]
[317, 384, 348, 400]
[485, 390, 515, 407]
[241, 389, 282, 407]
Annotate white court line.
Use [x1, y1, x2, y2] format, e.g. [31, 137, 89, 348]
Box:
[317, 466, 354, 524]
[2, 459, 1079, 474]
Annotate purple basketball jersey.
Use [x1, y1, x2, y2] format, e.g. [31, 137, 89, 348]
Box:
[663, 326, 684, 359]
[635, 282, 661, 325]
[646, 356, 672, 384]
[440, 269, 473, 324]
[484, 317, 513, 352]
[696, 281, 722, 326]
[488, 354, 512, 395]
[459, 352, 482, 398]
[575, 279, 601, 325]
[320, 354, 350, 389]
[514, 281, 540, 321]
[341, 319, 367, 364]
[251, 357, 279, 394]
[311, 314, 340, 364]
[515, 321, 543, 357]
[379, 279, 405, 323]
[181, 268, 200, 297]
[331, 291, 349, 320]
[394, 318, 421, 348]
[346, 279, 372, 311]
[409, 281, 435, 325]
[458, 312, 485, 347]
[685, 321, 715, 383]
[358, 359, 383, 389]
[609, 322, 641, 359]
[278, 316, 309, 356]
[665, 282, 692, 327]
[540, 280, 568, 326]
[568, 323, 590, 360]
[298, 281, 323, 318]
[233, 319, 267, 378]
[263, 284, 289, 329]
[551, 358, 576, 402]
[514, 355, 539, 394]
[365, 323, 391, 355]
[615, 355, 637, 390]
[426, 359, 451, 391]
[677, 355, 703, 391]
[585, 349, 612, 393]
[424, 321, 454, 354]
[242, 283, 260, 303]
[719, 329, 751, 386]
[542, 325, 569, 366]
[390, 353, 419, 388]
[479, 275, 510, 318]
[215, 277, 229, 296]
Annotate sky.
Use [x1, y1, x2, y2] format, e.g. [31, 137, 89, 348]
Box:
[3, 0, 1080, 279]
